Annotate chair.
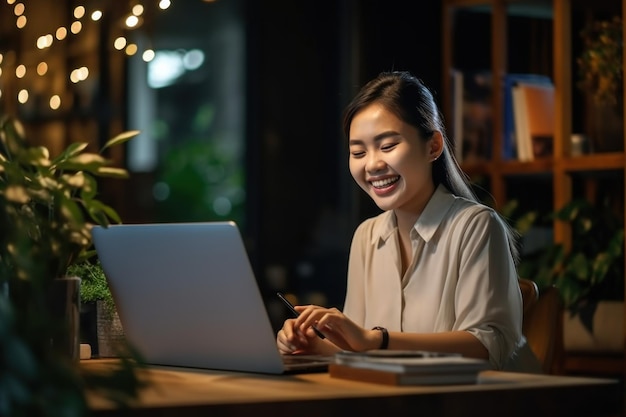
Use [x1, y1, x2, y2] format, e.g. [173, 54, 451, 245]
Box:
[519, 279, 563, 374]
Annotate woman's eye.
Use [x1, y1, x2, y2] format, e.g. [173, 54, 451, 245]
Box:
[381, 143, 397, 151]
[350, 150, 365, 158]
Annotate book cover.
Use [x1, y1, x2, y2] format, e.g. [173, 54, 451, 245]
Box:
[502, 74, 552, 160]
[512, 82, 555, 161]
[334, 350, 490, 374]
[329, 364, 483, 386]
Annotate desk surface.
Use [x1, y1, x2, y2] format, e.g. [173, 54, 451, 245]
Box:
[84, 359, 622, 417]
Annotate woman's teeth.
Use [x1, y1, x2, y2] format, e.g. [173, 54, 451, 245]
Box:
[371, 177, 399, 188]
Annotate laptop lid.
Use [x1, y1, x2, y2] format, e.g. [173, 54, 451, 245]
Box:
[91, 221, 329, 374]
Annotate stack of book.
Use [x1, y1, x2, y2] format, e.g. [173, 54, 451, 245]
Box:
[329, 350, 490, 386]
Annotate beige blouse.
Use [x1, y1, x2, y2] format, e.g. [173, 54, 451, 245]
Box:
[343, 185, 535, 371]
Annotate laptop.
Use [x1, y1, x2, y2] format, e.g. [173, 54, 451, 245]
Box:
[91, 221, 332, 374]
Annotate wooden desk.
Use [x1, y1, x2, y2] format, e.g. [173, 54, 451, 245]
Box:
[84, 359, 622, 417]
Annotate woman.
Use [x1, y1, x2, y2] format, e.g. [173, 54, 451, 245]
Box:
[276, 71, 539, 371]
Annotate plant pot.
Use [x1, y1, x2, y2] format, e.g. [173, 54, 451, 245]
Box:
[96, 300, 125, 357]
[563, 301, 624, 353]
[48, 276, 81, 360]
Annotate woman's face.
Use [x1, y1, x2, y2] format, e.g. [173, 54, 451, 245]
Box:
[348, 103, 439, 214]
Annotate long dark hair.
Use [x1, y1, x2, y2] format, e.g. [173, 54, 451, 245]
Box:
[343, 71, 519, 263]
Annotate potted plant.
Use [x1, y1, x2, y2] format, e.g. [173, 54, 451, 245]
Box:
[0, 114, 145, 415]
[67, 259, 125, 358]
[513, 199, 624, 351]
[577, 15, 624, 152]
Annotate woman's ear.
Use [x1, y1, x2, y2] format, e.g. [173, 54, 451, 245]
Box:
[428, 131, 444, 162]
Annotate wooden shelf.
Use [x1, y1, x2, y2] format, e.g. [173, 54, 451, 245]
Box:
[442, 0, 626, 379]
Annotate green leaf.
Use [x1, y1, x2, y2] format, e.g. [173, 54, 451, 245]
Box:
[101, 130, 140, 152]
[52, 142, 89, 164]
[95, 166, 129, 178]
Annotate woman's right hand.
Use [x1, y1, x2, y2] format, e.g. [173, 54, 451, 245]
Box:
[276, 318, 316, 354]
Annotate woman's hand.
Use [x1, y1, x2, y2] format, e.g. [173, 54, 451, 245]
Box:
[290, 305, 381, 352]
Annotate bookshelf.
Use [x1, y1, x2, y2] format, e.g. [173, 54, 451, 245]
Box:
[441, 0, 625, 377]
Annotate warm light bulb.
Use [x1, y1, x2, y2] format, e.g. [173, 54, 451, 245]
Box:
[56, 27, 67, 40]
[15, 64, 25, 78]
[7, 0, 16, 5]
[13, 2, 24, 16]
[125, 15, 139, 28]
[17, 89, 28, 103]
[37, 62, 48, 75]
[91, 10, 103, 21]
[50, 95, 61, 110]
[132, 4, 144, 16]
[73, 6, 85, 19]
[158, 0, 171, 10]
[78, 66, 89, 80]
[114, 37, 127, 50]
[16, 15, 26, 28]
[0, 54, 3, 65]
[71, 21, 82, 34]
[125, 44, 138, 56]
[70, 69, 80, 83]
[36, 35, 47, 49]
[142, 49, 155, 62]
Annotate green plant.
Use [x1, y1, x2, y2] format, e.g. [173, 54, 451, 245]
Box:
[514, 199, 624, 331]
[577, 15, 623, 106]
[67, 259, 114, 313]
[0, 115, 145, 416]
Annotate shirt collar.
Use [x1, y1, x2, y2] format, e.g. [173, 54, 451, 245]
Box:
[371, 184, 455, 245]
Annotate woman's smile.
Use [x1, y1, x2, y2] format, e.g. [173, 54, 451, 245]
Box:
[369, 175, 400, 195]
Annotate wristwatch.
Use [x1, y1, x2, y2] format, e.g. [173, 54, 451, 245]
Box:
[372, 326, 389, 349]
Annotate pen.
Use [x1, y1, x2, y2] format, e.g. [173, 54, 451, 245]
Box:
[276, 292, 326, 339]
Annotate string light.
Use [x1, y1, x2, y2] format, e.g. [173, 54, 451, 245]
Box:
[56, 27, 67, 40]
[74, 6, 85, 19]
[3, 1, 179, 110]
[114, 37, 127, 50]
[125, 44, 138, 56]
[15, 64, 25, 78]
[142, 49, 155, 62]
[70, 21, 82, 34]
[49, 95, 61, 110]
[17, 89, 28, 104]
[132, 5, 144, 16]
[36, 62, 48, 76]
[13, 2, 24, 16]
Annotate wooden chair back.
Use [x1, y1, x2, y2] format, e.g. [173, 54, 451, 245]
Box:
[519, 279, 563, 374]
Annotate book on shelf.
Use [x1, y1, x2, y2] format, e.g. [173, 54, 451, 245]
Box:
[512, 80, 555, 161]
[502, 74, 552, 160]
[451, 69, 492, 164]
[449, 69, 464, 163]
[329, 350, 490, 385]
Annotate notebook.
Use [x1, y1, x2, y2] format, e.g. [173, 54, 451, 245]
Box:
[91, 221, 331, 374]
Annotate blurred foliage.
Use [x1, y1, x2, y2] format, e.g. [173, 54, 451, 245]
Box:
[505, 198, 624, 331]
[577, 16, 623, 106]
[0, 115, 146, 416]
[155, 137, 245, 224]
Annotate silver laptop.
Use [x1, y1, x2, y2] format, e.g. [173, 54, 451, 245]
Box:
[91, 221, 331, 374]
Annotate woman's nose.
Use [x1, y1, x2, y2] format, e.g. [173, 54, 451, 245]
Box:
[366, 153, 386, 173]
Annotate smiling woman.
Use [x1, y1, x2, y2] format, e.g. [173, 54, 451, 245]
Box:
[276, 71, 541, 374]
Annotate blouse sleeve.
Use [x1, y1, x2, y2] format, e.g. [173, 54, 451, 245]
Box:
[342, 220, 371, 325]
[454, 209, 523, 370]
